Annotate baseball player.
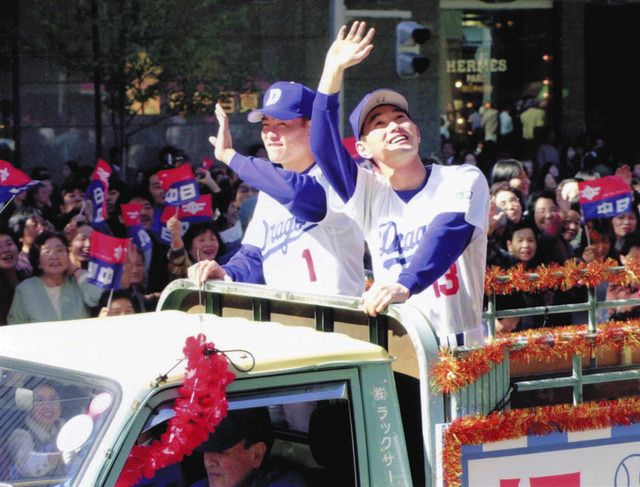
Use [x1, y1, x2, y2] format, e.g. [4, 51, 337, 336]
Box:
[309, 22, 490, 345]
[190, 82, 365, 297]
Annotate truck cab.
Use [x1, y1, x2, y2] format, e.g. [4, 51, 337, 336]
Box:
[4, 277, 638, 486]
[0, 278, 438, 487]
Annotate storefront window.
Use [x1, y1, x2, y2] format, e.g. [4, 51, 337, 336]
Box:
[441, 8, 554, 159]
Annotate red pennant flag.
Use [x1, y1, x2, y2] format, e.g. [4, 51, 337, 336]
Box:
[87, 231, 130, 289]
[86, 159, 112, 223]
[157, 165, 200, 206]
[160, 194, 213, 223]
[0, 160, 41, 203]
[578, 175, 633, 221]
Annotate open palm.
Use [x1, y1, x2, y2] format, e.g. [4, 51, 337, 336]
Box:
[209, 102, 235, 164]
[326, 20, 375, 70]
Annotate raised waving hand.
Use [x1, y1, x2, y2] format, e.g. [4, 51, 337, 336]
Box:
[208, 102, 236, 165]
[319, 20, 375, 94]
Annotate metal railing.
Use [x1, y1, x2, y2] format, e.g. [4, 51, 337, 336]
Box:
[479, 265, 640, 410]
[157, 279, 392, 347]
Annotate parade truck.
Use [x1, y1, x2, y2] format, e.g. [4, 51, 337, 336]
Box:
[2, 274, 640, 487]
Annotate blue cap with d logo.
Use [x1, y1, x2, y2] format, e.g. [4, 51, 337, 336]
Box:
[247, 81, 316, 123]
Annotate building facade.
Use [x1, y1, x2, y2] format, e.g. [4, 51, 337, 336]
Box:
[0, 0, 638, 179]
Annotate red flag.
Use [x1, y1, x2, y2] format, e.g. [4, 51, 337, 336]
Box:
[120, 203, 144, 227]
[87, 231, 130, 289]
[120, 203, 152, 251]
[157, 165, 200, 206]
[89, 231, 128, 265]
[578, 175, 633, 221]
[0, 160, 41, 203]
[160, 194, 213, 223]
[90, 159, 112, 184]
[86, 159, 112, 223]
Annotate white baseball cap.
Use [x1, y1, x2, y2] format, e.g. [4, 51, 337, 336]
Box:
[349, 89, 410, 140]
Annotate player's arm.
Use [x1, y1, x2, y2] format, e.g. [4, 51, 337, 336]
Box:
[221, 244, 265, 284]
[362, 213, 475, 316]
[396, 212, 475, 294]
[189, 244, 265, 285]
[210, 103, 327, 223]
[311, 21, 375, 203]
[311, 94, 356, 204]
[230, 154, 327, 223]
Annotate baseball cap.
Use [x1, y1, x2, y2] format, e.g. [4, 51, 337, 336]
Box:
[196, 407, 273, 453]
[349, 89, 410, 140]
[247, 82, 315, 123]
[30, 166, 51, 181]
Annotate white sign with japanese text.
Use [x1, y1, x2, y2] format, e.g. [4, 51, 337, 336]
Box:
[438, 423, 640, 487]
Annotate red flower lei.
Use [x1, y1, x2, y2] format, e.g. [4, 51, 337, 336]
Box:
[116, 334, 235, 487]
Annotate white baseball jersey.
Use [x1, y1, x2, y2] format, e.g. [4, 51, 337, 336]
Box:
[242, 165, 365, 296]
[339, 163, 489, 335]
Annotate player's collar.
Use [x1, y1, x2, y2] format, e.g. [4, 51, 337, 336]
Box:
[304, 162, 318, 175]
[394, 166, 431, 204]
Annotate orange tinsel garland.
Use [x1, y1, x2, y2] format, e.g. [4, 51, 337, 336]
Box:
[433, 343, 507, 394]
[432, 319, 640, 394]
[484, 258, 640, 295]
[442, 397, 640, 487]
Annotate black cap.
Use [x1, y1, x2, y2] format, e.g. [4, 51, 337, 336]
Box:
[30, 166, 51, 181]
[196, 407, 273, 453]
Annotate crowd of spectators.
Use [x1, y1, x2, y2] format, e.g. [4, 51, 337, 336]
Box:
[0, 145, 257, 325]
[2, 116, 640, 337]
[441, 111, 640, 333]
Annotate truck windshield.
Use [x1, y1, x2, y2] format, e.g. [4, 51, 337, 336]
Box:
[0, 364, 117, 487]
[134, 381, 358, 487]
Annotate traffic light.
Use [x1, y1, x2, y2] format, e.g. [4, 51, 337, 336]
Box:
[395, 21, 430, 78]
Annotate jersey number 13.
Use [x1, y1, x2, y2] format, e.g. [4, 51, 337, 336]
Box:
[432, 263, 459, 298]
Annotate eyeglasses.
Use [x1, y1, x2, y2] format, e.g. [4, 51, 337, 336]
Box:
[41, 246, 67, 257]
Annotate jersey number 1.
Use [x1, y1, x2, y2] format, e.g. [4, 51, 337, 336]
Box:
[301, 248, 317, 282]
[432, 263, 459, 298]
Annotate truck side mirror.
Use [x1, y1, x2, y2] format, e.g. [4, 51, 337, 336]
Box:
[15, 387, 34, 411]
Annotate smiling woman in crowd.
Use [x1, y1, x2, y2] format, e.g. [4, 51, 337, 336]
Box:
[7, 231, 102, 324]
[67, 223, 93, 271]
[610, 209, 639, 260]
[495, 221, 547, 333]
[492, 183, 524, 224]
[167, 219, 229, 280]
